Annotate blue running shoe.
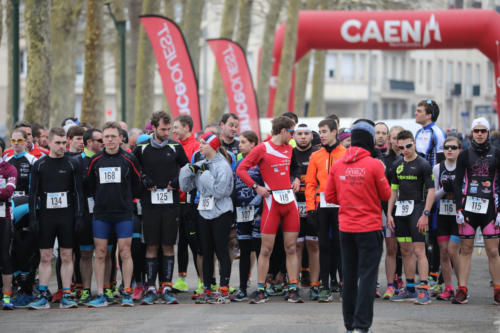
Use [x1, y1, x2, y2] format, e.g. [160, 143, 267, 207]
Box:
[60, 294, 78, 309]
[104, 288, 117, 304]
[390, 288, 418, 302]
[88, 294, 108, 308]
[141, 289, 158, 305]
[162, 288, 179, 305]
[121, 292, 134, 307]
[13, 294, 34, 308]
[414, 288, 432, 305]
[2, 295, 14, 310]
[27, 295, 50, 310]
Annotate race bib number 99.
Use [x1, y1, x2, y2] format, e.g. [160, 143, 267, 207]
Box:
[236, 206, 255, 222]
[395, 200, 414, 216]
[151, 189, 173, 204]
[198, 195, 215, 211]
[272, 189, 294, 204]
[99, 167, 121, 184]
[464, 196, 488, 214]
[46, 192, 68, 209]
[439, 200, 456, 216]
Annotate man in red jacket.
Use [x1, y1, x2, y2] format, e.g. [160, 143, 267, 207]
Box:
[325, 120, 391, 333]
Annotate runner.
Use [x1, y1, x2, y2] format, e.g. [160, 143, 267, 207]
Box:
[86, 122, 141, 308]
[5, 129, 37, 197]
[305, 118, 346, 302]
[237, 116, 303, 304]
[432, 136, 461, 301]
[179, 132, 234, 304]
[291, 123, 320, 300]
[27, 127, 83, 310]
[452, 118, 500, 305]
[388, 130, 435, 305]
[219, 113, 240, 156]
[3, 121, 49, 159]
[134, 111, 189, 305]
[374, 122, 389, 155]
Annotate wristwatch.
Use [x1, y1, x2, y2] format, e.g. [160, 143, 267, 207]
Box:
[252, 183, 258, 190]
[422, 210, 431, 216]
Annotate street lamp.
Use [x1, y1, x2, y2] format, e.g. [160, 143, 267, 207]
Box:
[105, 3, 126, 122]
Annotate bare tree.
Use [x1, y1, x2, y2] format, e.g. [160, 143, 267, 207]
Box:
[256, 0, 284, 117]
[50, 0, 83, 127]
[272, 0, 300, 116]
[110, 0, 126, 119]
[235, 0, 254, 48]
[24, 0, 51, 126]
[0, 0, 3, 46]
[126, 0, 142, 123]
[5, 0, 12, 127]
[81, 0, 105, 127]
[181, 0, 205, 77]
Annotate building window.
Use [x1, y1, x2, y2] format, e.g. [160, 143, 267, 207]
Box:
[383, 102, 389, 119]
[392, 56, 397, 80]
[409, 59, 416, 81]
[341, 53, 354, 81]
[437, 60, 443, 88]
[357, 53, 365, 81]
[371, 54, 378, 85]
[392, 102, 398, 118]
[325, 52, 336, 79]
[426, 61, 432, 91]
[465, 63, 472, 99]
[488, 61, 494, 92]
[419, 60, 424, 85]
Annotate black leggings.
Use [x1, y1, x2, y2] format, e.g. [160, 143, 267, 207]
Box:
[0, 220, 13, 275]
[238, 237, 261, 291]
[178, 205, 200, 275]
[199, 211, 232, 289]
[318, 207, 341, 289]
[132, 237, 146, 284]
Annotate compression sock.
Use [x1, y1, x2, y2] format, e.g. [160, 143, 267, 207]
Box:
[406, 279, 415, 293]
[145, 258, 158, 289]
[161, 255, 175, 284]
[257, 283, 265, 291]
[288, 280, 298, 291]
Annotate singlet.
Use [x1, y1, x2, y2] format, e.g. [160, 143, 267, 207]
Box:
[415, 122, 446, 167]
[291, 145, 319, 202]
[5, 152, 37, 195]
[222, 138, 240, 156]
[391, 155, 434, 202]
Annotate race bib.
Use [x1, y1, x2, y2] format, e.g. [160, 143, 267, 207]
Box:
[439, 199, 456, 216]
[13, 191, 25, 198]
[198, 195, 214, 211]
[151, 189, 173, 204]
[464, 196, 489, 214]
[0, 202, 5, 218]
[395, 200, 414, 216]
[186, 193, 192, 203]
[236, 206, 255, 223]
[87, 197, 95, 214]
[320, 192, 339, 208]
[297, 202, 307, 217]
[272, 189, 294, 204]
[46, 192, 68, 209]
[99, 167, 121, 184]
[136, 200, 142, 215]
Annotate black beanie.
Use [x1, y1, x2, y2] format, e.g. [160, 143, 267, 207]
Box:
[351, 122, 376, 157]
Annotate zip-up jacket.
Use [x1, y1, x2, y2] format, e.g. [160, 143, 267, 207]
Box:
[0, 159, 17, 221]
[87, 148, 141, 222]
[305, 143, 346, 212]
[5, 152, 37, 195]
[4, 144, 49, 159]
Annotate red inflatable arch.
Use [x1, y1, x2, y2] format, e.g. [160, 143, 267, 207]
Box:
[267, 9, 500, 125]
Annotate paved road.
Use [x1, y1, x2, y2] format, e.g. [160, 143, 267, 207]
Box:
[2, 251, 499, 333]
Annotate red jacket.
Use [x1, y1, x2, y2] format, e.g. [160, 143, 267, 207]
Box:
[179, 135, 200, 161]
[324, 147, 391, 233]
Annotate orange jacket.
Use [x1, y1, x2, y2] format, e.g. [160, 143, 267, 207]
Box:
[305, 143, 346, 211]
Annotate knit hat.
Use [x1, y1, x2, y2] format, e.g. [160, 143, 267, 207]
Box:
[338, 130, 351, 142]
[351, 121, 376, 157]
[201, 132, 221, 151]
[471, 117, 490, 132]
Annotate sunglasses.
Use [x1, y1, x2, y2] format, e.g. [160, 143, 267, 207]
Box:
[398, 143, 413, 150]
[286, 128, 295, 135]
[472, 128, 488, 134]
[444, 145, 459, 150]
[10, 139, 25, 144]
[93, 138, 104, 143]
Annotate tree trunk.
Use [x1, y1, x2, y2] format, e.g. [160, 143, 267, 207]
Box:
[294, 0, 318, 116]
[207, 0, 238, 123]
[181, 0, 205, 78]
[81, 0, 105, 127]
[24, 0, 51, 126]
[161, 0, 177, 114]
[134, 0, 160, 128]
[126, 0, 141, 125]
[0, 0, 3, 46]
[5, 0, 12, 127]
[256, 0, 284, 117]
[50, 0, 83, 127]
[272, 0, 300, 117]
[111, 0, 126, 121]
[235, 0, 253, 48]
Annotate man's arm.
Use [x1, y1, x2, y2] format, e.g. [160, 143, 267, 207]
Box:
[304, 154, 319, 212]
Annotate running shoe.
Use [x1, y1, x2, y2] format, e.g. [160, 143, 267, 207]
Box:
[318, 286, 333, 303]
[430, 283, 443, 297]
[2, 295, 14, 310]
[390, 288, 418, 302]
[172, 277, 189, 292]
[161, 288, 179, 305]
[273, 283, 285, 296]
[141, 289, 158, 305]
[51, 289, 63, 303]
[494, 288, 500, 305]
[88, 294, 108, 308]
[28, 295, 50, 310]
[195, 292, 210, 304]
[249, 290, 268, 304]
[383, 286, 395, 300]
[132, 285, 145, 300]
[437, 288, 454, 301]
[112, 284, 121, 298]
[452, 287, 468, 304]
[78, 289, 92, 305]
[394, 278, 404, 292]
[330, 281, 341, 293]
[60, 294, 78, 309]
[414, 288, 431, 305]
[207, 292, 231, 304]
[104, 288, 117, 304]
[12, 293, 34, 308]
[309, 286, 320, 301]
[287, 289, 304, 303]
[375, 290, 381, 298]
[232, 289, 248, 302]
[210, 284, 219, 292]
[300, 270, 311, 288]
[192, 287, 204, 300]
[121, 292, 134, 307]
[265, 285, 276, 296]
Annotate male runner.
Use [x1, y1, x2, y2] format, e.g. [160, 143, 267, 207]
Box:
[219, 113, 240, 156]
[87, 122, 141, 308]
[66, 126, 85, 156]
[3, 121, 49, 159]
[33, 124, 49, 150]
[374, 122, 389, 155]
[453, 118, 500, 305]
[305, 118, 346, 302]
[388, 130, 435, 305]
[5, 129, 37, 197]
[135, 111, 189, 305]
[27, 127, 83, 309]
[237, 116, 303, 303]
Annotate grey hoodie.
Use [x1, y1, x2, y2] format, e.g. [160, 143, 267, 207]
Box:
[179, 152, 234, 220]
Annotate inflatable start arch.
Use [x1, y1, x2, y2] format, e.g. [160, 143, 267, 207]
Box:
[267, 9, 500, 125]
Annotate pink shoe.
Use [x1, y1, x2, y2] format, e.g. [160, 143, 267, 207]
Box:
[437, 288, 454, 301]
[132, 285, 145, 301]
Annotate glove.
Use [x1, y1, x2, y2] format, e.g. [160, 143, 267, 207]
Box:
[28, 218, 39, 234]
[199, 163, 208, 174]
[306, 210, 318, 233]
[495, 213, 500, 227]
[142, 175, 155, 189]
[189, 164, 200, 174]
[456, 210, 465, 225]
[442, 180, 454, 194]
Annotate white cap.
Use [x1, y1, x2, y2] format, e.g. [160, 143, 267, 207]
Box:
[471, 117, 490, 132]
[294, 124, 312, 132]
